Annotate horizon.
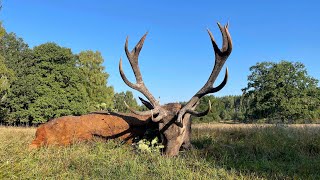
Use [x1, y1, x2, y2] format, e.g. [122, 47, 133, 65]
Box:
[1, 0, 319, 104]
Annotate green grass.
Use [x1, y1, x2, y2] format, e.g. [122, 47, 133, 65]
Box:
[1, 124, 320, 179]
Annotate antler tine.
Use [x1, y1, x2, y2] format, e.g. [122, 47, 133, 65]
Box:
[124, 33, 147, 83]
[217, 22, 228, 52]
[120, 33, 159, 105]
[119, 33, 166, 121]
[186, 100, 212, 117]
[124, 101, 158, 116]
[138, 97, 154, 110]
[176, 22, 233, 125]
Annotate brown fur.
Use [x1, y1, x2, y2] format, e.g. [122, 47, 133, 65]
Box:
[29, 112, 155, 149]
[133, 101, 194, 156]
[157, 103, 191, 156]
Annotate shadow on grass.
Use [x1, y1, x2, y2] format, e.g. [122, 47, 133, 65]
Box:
[190, 125, 320, 179]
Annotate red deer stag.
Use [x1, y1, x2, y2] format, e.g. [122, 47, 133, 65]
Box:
[30, 22, 232, 157]
[120, 22, 232, 156]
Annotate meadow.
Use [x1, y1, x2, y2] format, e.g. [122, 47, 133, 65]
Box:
[1, 124, 320, 179]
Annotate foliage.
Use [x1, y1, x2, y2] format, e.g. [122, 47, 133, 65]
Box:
[0, 32, 30, 71]
[0, 56, 14, 101]
[77, 50, 114, 111]
[0, 22, 116, 124]
[242, 61, 320, 123]
[134, 137, 164, 154]
[0, 31, 33, 124]
[0, 23, 15, 103]
[193, 95, 245, 123]
[113, 91, 139, 113]
[0, 24, 15, 120]
[132, 126, 164, 154]
[0, 39, 92, 124]
[25, 43, 90, 123]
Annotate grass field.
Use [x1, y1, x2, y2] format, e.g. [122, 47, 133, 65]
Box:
[1, 124, 320, 179]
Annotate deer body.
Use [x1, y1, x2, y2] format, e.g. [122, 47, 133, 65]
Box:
[29, 112, 154, 149]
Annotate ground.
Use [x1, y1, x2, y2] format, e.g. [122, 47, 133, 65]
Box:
[1, 123, 320, 179]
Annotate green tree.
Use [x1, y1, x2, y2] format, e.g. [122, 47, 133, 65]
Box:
[192, 95, 245, 123]
[316, 88, 320, 119]
[242, 61, 319, 123]
[220, 96, 234, 121]
[0, 32, 33, 122]
[2, 42, 91, 124]
[27, 43, 90, 123]
[231, 95, 245, 121]
[0, 23, 14, 102]
[0, 32, 30, 71]
[77, 50, 114, 111]
[0, 23, 16, 121]
[220, 110, 231, 120]
[114, 91, 139, 113]
[193, 95, 222, 123]
[0, 53, 14, 102]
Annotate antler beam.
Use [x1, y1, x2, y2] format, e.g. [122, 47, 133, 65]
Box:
[176, 22, 233, 125]
[119, 33, 167, 121]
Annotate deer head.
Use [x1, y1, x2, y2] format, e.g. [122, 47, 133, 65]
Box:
[119, 22, 233, 156]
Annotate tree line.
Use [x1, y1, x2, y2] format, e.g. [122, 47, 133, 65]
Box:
[0, 24, 141, 125]
[193, 61, 320, 123]
[0, 23, 319, 125]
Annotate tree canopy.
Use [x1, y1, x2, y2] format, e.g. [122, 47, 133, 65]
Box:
[0, 26, 118, 125]
[77, 50, 114, 111]
[0, 24, 14, 101]
[242, 61, 319, 123]
[113, 91, 140, 113]
[193, 95, 245, 123]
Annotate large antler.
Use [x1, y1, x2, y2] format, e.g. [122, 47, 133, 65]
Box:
[176, 22, 233, 125]
[119, 33, 167, 122]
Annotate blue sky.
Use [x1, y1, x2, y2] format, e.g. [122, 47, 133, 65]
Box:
[1, 0, 319, 104]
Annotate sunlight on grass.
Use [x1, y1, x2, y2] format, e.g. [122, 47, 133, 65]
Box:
[1, 125, 320, 179]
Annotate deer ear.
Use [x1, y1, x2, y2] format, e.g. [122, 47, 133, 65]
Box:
[139, 97, 154, 110]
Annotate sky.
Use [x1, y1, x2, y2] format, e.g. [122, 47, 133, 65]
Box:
[1, 0, 319, 104]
